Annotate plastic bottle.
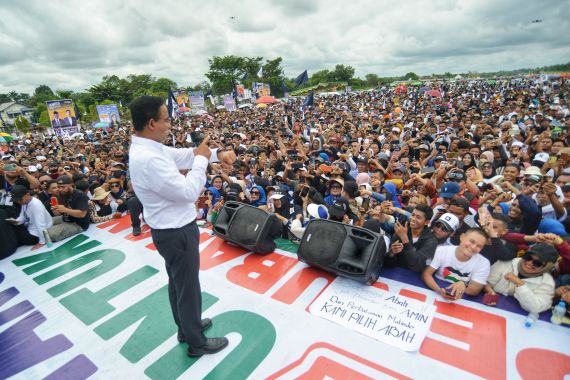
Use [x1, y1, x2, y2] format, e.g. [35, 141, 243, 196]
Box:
[524, 312, 538, 328]
[43, 229, 53, 248]
[551, 301, 567, 325]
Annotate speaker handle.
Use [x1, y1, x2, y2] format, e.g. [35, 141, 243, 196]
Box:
[347, 228, 376, 241]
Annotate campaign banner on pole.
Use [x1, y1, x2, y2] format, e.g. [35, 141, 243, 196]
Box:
[189, 91, 205, 114]
[1, 217, 569, 380]
[173, 90, 189, 108]
[223, 95, 236, 112]
[95, 104, 120, 125]
[236, 85, 245, 100]
[253, 82, 271, 97]
[46, 99, 79, 138]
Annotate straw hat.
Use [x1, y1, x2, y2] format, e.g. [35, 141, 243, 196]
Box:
[92, 187, 110, 201]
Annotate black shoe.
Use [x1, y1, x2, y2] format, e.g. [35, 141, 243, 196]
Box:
[187, 337, 228, 357]
[177, 318, 213, 342]
[132, 226, 142, 236]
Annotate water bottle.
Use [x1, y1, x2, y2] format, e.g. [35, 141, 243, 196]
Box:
[551, 301, 566, 325]
[42, 229, 53, 248]
[524, 312, 538, 328]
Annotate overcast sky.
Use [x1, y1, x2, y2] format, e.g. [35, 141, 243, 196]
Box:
[1, 0, 569, 94]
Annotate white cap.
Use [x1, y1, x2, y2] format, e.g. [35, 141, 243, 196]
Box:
[27, 165, 38, 173]
[436, 213, 460, 232]
[511, 141, 524, 148]
[391, 127, 400, 133]
[523, 166, 542, 176]
[307, 203, 329, 219]
[533, 152, 549, 163]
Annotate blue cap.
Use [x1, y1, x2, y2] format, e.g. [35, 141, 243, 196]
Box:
[538, 219, 567, 236]
[440, 182, 461, 198]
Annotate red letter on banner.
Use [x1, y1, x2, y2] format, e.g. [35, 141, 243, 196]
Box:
[226, 252, 297, 294]
[516, 348, 570, 379]
[420, 301, 506, 379]
[271, 266, 335, 305]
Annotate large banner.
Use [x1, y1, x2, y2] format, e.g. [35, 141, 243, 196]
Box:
[95, 104, 120, 125]
[1, 217, 569, 379]
[223, 95, 236, 112]
[253, 82, 271, 97]
[46, 99, 79, 138]
[173, 90, 189, 108]
[189, 91, 205, 114]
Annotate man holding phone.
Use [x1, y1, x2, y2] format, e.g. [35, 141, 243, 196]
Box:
[128, 96, 236, 358]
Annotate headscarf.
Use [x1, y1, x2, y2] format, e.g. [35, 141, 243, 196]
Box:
[382, 182, 402, 208]
[249, 185, 267, 207]
[207, 186, 221, 207]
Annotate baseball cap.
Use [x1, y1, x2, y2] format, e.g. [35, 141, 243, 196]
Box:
[27, 165, 38, 173]
[307, 203, 329, 219]
[329, 177, 345, 188]
[532, 152, 549, 163]
[526, 243, 558, 263]
[10, 185, 29, 202]
[523, 166, 542, 177]
[56, 175, 73, 185]
[450, 197, 472, 214]
[269, 190, 287, 200]
[439, 182, 461, 198]
[418, 144, 430, 151]
[328, 197, 350, 218]
[434, 154, 445, 161]
[434, 213, 460, 232]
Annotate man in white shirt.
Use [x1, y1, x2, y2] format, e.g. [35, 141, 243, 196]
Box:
[128, 96, 236, 358]
[9, 185, 53, 250]
[422, 228, 490, 300]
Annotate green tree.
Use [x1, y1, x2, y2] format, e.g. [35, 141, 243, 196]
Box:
[30, 85, 55, 105]
[150, 77, 177, 98]
[403, 72, 419, 81]
[38, 110, 51, 128]
[14, 115, 31, 133]
[365, 73, 381, 87]
[331, 64, 355, 82]
[205, 55, 250, 95]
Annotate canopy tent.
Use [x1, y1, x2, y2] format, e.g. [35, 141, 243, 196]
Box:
[256, 96, 279, 104]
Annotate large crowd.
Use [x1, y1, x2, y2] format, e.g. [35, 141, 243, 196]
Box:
[1, 76, 569, 319]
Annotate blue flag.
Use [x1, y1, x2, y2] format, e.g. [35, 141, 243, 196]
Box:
[242, 72, 248, 81]
[295, 70, 309, 86]
[204, 89, 212, 99]
[167, 90, 176, 117]
[303, 91, 314, 107]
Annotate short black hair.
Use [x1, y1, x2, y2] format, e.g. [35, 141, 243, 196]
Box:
[129, 96, 164, 132]
[414, 204, 433, 221]
[464, 227, 489, 240]
[75, 179, 89, 192]
[491, 212, 510, 228]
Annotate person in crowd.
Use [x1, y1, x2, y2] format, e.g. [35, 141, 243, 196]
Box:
[8, 185, 53, 250]
[88, 186, 122, 223]
[48, 175, 90, 242]
[484, 244, 557, 313]
[422, 228, 491, 300]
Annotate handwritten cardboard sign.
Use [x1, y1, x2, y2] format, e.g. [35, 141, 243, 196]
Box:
[310, 277, 436, 351]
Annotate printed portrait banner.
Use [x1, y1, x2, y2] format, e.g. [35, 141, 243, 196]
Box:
[310, 277, 436, 352]
[253, 82, 271, 97]
[46, 99, 79, 137]
[236, 84, 245, 100]
[223, 95, 236, 112]
[96, 104, 120, 124]
[1, 217, 569, 380]
[188, 91, 205, 114]
[173, 90, 189, 108]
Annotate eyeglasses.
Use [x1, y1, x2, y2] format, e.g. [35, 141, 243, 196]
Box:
[330, 185, 342, 189]
[522, 253, 545, 268]
[433, 221, 453, 233]
[110, 183, 121, 188]
[250, 191, 260, 195]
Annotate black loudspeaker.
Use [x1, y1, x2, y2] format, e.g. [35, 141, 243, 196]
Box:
[297, 219, 387, 284]
[213, 201, 282, 254]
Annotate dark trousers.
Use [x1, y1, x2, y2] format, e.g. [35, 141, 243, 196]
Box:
[14, 225, 40, 246]
[0, 209, 17, 259]
[151, 221, 206, 349]
[127, 195, 143, 228]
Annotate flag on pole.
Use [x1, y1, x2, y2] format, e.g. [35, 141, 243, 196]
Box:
[295, 70, 309, 86]
[257, 66, 263, 78]
[281, 80, 288, 98]
[242, 72, 248, 81]
[167, 90, 177, 118]
[303, 91, 314, 107]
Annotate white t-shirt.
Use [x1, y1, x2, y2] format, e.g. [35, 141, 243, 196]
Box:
[430, 245, 490, 285]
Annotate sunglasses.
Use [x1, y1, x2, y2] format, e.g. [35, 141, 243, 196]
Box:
[250, 191, 260, 195]
[447, 172, 465, 180]
[433, 221, 453, 233]
[330, 185, 342, 189]
[110, 183, 121, 188]
[522, 253, 545, 268]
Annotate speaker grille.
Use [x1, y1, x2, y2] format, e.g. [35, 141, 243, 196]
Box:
[300, 221, 346, 266]
[228, 206, 266, 246]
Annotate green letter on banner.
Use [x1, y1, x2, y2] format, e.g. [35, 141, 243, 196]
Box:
[12, 235, 101, 275]
[32, 249, 125, 297]
[145, 310, 276, 380]
[60, 266, 159, 325]
[94, 287, 218, 363]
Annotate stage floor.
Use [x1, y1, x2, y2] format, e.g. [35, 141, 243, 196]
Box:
[1, 215, 569, 379]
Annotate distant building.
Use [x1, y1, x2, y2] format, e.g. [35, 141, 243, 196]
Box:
[0, 102, 34, 131]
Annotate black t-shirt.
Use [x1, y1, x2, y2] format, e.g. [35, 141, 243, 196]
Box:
[0, 176, 30, 218]
[63, 190, 90, 230]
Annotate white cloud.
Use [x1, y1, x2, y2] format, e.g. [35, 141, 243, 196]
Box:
[0, 0, 568, 93]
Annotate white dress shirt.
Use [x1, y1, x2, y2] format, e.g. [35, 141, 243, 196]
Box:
[16, 197, 54, 244]
[128, 136, 218, 229]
